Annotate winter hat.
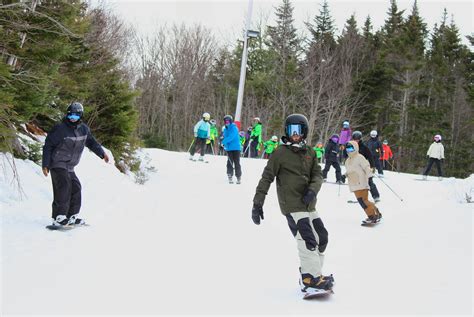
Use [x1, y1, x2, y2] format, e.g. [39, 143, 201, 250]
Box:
[370, 130, 378, 138]
[383, 140, 388, 144]
[434, 134, 442, 142]
[271, 135, 278, 142]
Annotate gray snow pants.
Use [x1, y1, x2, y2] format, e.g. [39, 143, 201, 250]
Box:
[286, 211, 328, 278]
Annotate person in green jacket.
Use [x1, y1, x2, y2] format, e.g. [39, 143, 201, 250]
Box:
[252, 114, 334, 295]
[263, 135, 279, 159]
[313, 141, 325, 163]
[249, 117, 263, 158]
[206, 119, 218, 154]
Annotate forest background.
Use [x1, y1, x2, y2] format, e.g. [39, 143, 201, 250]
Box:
[1, 0, 472, 177]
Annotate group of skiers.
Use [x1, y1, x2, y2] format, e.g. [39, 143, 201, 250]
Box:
[41, 103, 446, 297]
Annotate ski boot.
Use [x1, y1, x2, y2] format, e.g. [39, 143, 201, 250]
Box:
[52, 215, 68, 226]
[362, 214, 379, 224]
[374, 197, 381, 203]
[299, 273, 334, 293]
[228, 174, 233, 184]
[68, 215, 85, 225]
[236, 177, 241, 184]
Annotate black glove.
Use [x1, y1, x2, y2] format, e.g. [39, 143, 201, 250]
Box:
[302, 189, 316, 205]
[252, 203, 264, 225]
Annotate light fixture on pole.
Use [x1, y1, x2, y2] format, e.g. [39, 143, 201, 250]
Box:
[234, 0, 255, 131]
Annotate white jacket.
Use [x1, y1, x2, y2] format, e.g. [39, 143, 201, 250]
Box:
[427, 142, 444, 160]
[345, 141, 373, 192]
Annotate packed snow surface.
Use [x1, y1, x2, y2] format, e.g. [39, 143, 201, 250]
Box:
[1, 148, 472, 315]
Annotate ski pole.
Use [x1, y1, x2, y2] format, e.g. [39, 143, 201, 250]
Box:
[386, 159, 398, 173]
[374, 174, 404, 201]
[187, 138, 195, 153]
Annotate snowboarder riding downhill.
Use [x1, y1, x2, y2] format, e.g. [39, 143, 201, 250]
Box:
[42, 102, 109, 228]
[252, 114, 334, 298]
[344, 141, 382, 225]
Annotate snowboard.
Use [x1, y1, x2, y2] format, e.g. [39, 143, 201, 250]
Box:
[361, 220, 380, 227]
[302, 288, 333, 300]
[46, 223, 89, 231]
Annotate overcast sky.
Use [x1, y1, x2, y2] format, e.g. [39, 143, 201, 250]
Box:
[89, 0, 473, 46]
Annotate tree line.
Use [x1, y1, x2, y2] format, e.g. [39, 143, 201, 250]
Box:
[1, 0, 472, 177]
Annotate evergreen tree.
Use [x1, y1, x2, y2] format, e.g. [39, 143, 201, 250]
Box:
[307, 0, 336, 48]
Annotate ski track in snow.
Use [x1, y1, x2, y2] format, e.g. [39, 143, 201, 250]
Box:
[1, 149, 473, 315]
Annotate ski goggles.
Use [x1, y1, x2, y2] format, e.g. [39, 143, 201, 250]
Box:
[346, 145, 356, 153]
[224, 118, 231, 125]
[286, 124, 302, 136]
[67, 113, 81, 121]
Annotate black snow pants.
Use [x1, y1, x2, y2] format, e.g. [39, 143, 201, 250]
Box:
[423, 158, 443, 176]
[322, 160, 342, 182]
[368, 176, 380, 199]
[190, 137, 207, 157]
[50, 168, 82, 219]
[226, 150, 242, 178]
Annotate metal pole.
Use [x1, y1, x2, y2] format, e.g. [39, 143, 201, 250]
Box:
[234, 0, 254, 129]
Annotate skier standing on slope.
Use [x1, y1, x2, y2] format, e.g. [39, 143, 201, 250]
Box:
[366, 130, 384, 177]
[322, 134, 342, 183]
[349, 131, 381, 202]
[338, 120, 352, 163]
[313, 141, 325, 164]
[380, 140, 393, 170]
[189, 112, 211, 161]
[249, 117, 263, 158]
[42, 102, 109, 227]
[252, 114, 334, 294]
[222, 115, 242, 184]
[263, 135, 279, 159]
[344, 141, 382, 224]
[422, 134, 444, 180]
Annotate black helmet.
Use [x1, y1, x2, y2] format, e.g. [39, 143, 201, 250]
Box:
[223, 114, 233, 123]
[284, 114, 309, 139]
[352, 130, 362, 140]
[67, 102, 84, 117]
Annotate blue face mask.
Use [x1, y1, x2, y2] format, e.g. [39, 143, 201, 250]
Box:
[67, 113, 81, 122]
[286, 124, 302, 137]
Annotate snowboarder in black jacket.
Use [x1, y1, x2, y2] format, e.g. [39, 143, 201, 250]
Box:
[42, 102, 109, 226]
[322, 134, 342, 182]
[366, 130, 384, 176]
[350, 131, 381, 202]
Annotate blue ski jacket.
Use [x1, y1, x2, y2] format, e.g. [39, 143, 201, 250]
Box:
[222, 123, 241, 151]
[194, 120, 211, 139]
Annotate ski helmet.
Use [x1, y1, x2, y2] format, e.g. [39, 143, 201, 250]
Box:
[330, 134, 339, 143]
[239, 131, 245, 137]
[223, 114, 233, 124]
[253, 117, 261, 123]
[210, 119, 216, 125]
[370, 130, 378, 138]
[202, 112, 211, 121]
[434, 134, 442, 141]
[284, 114, 309, 139]
[66, 102, 84, 122]
[342, 120, 350, 128]
[67, 102, 84, 116]
[352, 130, 362, 140]
[383, 140, 388, 144]
[271, 135, 278, 142]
